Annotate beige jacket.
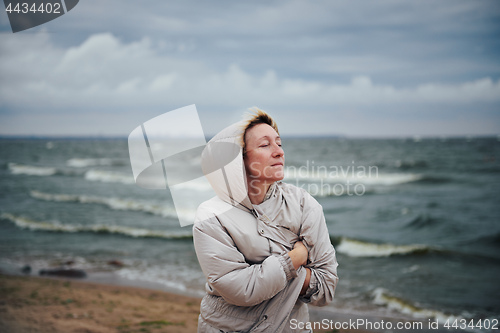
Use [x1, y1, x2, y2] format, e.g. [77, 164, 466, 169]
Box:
[193, 122, 339, 333]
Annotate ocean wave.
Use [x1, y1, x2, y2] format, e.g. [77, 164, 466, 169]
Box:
[8, 163, 57, 176]
[117, 265, 205, 297]
[373, 288, 462, 324]
[337, 235, 500, 263]
[172, 180, 213, 192]
[415, 175, 452, 184]
[405, 213, 437, 229]
[83, 169, 213, 193]
[361, 173, 423, 185]
[118, 267, 188, 292]
[29, 190, 189, 219]
[8, 162, 87, 177]
[0, 213, 193, 240]
[284, 169, 423, 186]
[8, 163, 140, 185]
[394, 159, 428, 170]
[465, 232, 500, 248]
[67, 158, 122, 168]
[84, 169, 135, 184]
[336, 237, 431, 257]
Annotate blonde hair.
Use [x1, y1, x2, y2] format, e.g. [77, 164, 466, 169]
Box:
[241, 107, 279, 152]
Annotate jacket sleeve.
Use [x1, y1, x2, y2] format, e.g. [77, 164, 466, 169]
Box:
[193, 214, 298, 307]
[298, 191, 339, 306]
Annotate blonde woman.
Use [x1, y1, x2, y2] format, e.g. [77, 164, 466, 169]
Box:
[193, 109, 338, 333]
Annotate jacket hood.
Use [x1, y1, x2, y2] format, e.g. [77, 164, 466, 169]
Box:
[201, 121, 253, 212]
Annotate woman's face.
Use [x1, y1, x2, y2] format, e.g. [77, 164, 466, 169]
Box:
[243, 123, 285, 184]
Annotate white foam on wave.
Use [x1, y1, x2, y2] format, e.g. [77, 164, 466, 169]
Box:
[30, 190, 182, 218]
[172, 180, 213, 192]
[373, 288, 462, 324]
[66, 158, 115, 168]
[336, 238, 430, 257]
[284, 168, 423, 186]
[0, 213, 193, 239]
[361, 173, 423, 185]
[8, 163, 57, 176]
[118, 267, 187, 292]
[117, 264, 205, 297]
[84, 169, 135, 184]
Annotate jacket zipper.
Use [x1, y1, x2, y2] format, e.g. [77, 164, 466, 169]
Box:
[249, 314, 268, 332]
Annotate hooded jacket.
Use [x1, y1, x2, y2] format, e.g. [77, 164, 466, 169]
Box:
[193, 122, 339, 333]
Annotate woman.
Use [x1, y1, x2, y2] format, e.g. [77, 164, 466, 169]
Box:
[193, 109, 338, 333]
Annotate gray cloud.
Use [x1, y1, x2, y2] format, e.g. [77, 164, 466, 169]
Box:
[0, 0, 499, 137]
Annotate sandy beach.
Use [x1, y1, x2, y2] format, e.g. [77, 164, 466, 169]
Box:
[0, 274, 201, 333]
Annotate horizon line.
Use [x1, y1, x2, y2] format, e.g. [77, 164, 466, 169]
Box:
[0, 133, 498, 140]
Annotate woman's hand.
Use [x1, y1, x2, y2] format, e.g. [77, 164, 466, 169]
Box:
[288, 241, 308, 271]
[300, 267, 311, 295]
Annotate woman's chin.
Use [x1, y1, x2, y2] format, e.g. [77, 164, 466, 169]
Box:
[271, 171, 285, 182]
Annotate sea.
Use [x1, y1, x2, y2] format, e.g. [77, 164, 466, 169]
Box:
[1, 136, 499, 332]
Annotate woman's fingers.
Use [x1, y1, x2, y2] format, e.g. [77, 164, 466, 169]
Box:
[293, 241, 308, 266]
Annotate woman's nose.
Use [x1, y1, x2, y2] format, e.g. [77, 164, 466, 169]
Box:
[272, 143, 284, 156]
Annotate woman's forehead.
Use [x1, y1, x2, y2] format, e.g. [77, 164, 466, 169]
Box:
[246, 124, 280, 142]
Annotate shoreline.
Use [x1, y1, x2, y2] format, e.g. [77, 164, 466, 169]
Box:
[0, 273, 439, 333]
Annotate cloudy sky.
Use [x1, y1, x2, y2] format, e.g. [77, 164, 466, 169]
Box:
[1, 0, 499, 137]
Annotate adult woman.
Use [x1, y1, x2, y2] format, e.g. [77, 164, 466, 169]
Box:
[193, 109, 338, 333]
